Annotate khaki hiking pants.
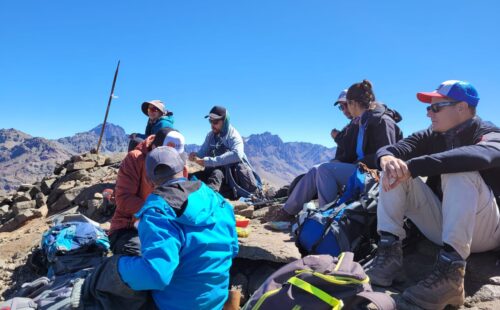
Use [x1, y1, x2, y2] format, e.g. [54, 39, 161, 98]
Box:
[377, 172, 500, 259]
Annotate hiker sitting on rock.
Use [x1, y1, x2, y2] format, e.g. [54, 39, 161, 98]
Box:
[128, 99, 175, 151]
[278, 80, 403, 219]
[365, 80, 500, 309]
[189, 105, 261, 199]
[109, 128, 185, 255]
[330, 89, 358, 163]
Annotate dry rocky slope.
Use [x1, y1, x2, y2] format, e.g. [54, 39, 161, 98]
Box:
[0, 152, 499, 309]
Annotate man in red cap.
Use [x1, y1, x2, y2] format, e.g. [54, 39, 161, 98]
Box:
[365, 80, 500, 309]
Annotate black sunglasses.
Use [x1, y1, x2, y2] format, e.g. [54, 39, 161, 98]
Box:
[337, 103, 347, 111]
[208, 119, 222, 124]
[426, 101, 460, 113]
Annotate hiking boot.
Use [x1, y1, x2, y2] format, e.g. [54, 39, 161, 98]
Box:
[365, 235, 404, 287]
[267, 207, 296, 222]
[403, 250, 465, 309]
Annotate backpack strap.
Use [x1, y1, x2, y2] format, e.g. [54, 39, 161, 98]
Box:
[286, 276, 344, 310]
[356, 291, 396, 310]
[309, 201, 347, 254]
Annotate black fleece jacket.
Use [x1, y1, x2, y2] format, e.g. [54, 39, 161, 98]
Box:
[376, 117, 500, 204]
[333, 104, 403, 168]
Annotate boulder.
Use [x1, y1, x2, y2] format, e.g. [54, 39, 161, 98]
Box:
[0, 209, 42, 232]
[41, 178, 56, 195]
[18, 184, 34, 192]
[49, 186, 87, 212]
[13, 192, 31, 203]
[53, 164, 66, 175]
[66, 161, 96, 172]
[35, 192, 47, 209]
[237, 206, 255, 219]
[104, 152, 126, 166]
[12, 200, 36, 216]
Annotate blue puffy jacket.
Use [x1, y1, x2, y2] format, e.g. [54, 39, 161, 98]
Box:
[118, 180, 239, 310]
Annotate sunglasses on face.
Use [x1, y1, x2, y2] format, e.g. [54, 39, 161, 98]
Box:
[337, 103, 347, 111]
[209, 119, 222, 125]
[148, 106, 161, 113]
[426, 101, 460, 113]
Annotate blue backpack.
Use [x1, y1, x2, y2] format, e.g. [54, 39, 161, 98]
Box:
[295, 163, 380, 262]
[41, 214, 110, 276]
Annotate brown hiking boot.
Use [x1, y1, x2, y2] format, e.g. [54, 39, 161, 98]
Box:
[365, 235, 404, 287]
[267, 207, 296, 222]
[403, 250, 465, 309]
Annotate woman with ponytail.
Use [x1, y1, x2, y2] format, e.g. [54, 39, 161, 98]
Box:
[280, 80, 403, 216]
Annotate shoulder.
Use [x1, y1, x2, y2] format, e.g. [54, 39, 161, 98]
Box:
[136, 194, 175, 219]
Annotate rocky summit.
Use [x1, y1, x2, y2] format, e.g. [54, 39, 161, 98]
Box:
[0, 151, 499, 309]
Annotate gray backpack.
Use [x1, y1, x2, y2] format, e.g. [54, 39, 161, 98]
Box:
[243, 252, 395, 310]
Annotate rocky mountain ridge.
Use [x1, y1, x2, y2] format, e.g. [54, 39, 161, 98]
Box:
[0, 125, 336, 194]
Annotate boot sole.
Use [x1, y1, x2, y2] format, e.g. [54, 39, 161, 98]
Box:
[402, 289, 465, 309]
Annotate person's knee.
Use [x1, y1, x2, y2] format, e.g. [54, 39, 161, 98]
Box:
[441, 171, 482, 188]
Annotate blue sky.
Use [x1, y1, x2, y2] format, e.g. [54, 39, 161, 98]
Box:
[1, 1, 499, 147]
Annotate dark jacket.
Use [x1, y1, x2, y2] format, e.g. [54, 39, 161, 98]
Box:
[333, 119, 359, 163]
[346, 103, 403, 168]
[376, 117, 500, 204]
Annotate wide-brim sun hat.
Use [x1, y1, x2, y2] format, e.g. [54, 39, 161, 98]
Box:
[141, 100, 166, 116]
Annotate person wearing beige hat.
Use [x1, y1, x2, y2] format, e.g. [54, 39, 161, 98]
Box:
[128, 100, 175, 151]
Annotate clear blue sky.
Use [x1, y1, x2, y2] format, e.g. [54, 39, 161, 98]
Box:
[1, 1, 499, 147]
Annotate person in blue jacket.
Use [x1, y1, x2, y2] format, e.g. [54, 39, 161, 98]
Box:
[128, 100, 175, 151]
[116, 146, 239, 310]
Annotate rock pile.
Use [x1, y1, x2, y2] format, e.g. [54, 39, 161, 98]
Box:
[0, 152, 125, 233]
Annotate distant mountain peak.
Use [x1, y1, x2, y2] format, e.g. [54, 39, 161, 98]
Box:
[89, 123, 126, 137]
[246, 132, 283, 146]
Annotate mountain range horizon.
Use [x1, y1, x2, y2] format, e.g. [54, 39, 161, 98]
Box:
[0, 123, 336, 195]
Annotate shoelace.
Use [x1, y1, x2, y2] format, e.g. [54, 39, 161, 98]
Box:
[421, 260, 449, 288]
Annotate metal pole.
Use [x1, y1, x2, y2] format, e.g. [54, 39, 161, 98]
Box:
[95, 60, 120, 154]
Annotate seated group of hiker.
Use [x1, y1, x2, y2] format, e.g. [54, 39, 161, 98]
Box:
[111, 79, 500, 309]
[277, 79, 500, 309]
[4, 79, 497, 310]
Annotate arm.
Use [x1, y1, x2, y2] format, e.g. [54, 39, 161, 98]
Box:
[114, 153, 147, 226]
[407, 132, 500, 177]
[118, 208, 182, 291]
[375, 129, 432, 170]
[196, 133, 211, 158]
[359, 117, 401, 169]
[203, 130, 244, 167]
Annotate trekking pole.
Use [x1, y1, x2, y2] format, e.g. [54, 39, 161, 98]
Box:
[94, 60, 121, 154]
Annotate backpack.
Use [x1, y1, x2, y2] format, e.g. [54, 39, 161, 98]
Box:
[225, 162, 263, 199]
[294, 163, 379, 262]
[243, 252, 395, 310]
[40, 214, 110, 276]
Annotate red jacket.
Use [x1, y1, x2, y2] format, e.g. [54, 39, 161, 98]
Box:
[110, 136, 155, 234]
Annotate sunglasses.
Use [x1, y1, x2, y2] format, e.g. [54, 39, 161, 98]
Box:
[208, 119, 222, 124]
[148, 106, 161, 113]
[337, 103, 347, 111]
[426, 101, 460, 113]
